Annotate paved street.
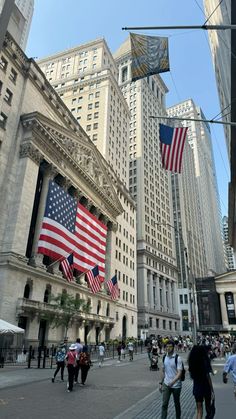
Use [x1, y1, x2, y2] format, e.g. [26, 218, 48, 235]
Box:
[0, 353, 235, 418]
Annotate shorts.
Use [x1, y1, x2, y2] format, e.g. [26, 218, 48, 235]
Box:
[193, 381, 211, 403]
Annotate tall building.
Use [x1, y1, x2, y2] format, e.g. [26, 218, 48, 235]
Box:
[114, 38, 180, 338]
[37, 39, 137, 339]
[0, 0, 34, 50]
[171, 137, 208, 334]
[168, 99, 226, 276]
[203, 0, 231, 152]
[223, 216, 236, 270]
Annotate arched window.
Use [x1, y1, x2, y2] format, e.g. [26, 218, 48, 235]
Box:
[43, 285, 51, 303]
[23, 283, 30, 299]
[97, 300, 101, 315]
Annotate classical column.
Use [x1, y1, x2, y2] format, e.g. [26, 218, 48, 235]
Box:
[219, 293, 229, 329]
[148, 270, 154, 309]
[29, 164, 58, 268]
[155, 275, 160, 309]
[162, 279, 167, 311]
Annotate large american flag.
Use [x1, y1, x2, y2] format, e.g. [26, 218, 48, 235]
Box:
[106, 275, 119, 300]
[38, 181, 107, 278]
[159, 124, 188, 173]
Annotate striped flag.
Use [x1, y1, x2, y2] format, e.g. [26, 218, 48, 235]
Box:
[159, 124, 188, 173]
[86, 265, 101, 294]
[37, 181, 107, 278]
[60, 253, 74, 283]
[106, 275, 119, 300]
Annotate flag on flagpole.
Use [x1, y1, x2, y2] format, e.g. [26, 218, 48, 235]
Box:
[86, 265, 101, 294]
[159, 123, 188, 173]
[130, 33, 170, 82]
[60, 253, 74, 283]
[37, 181, 107, 279]
[106, 275, 119, 300]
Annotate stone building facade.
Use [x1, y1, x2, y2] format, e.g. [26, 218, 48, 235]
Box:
[0, 33, 137, 347]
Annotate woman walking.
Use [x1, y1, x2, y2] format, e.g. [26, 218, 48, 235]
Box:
[52, 341, 67, 382]
[65, 343, 77, 392]
[188, 345, 215, 419]
[79, 345, 91, 385]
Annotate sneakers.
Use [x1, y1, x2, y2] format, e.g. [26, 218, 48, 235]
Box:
[51, 378, 55, 383]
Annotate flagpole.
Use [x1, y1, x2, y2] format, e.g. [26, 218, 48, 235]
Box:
[149, 115, 236, 127]
[122, 25, 236, 31]
[47, 255, 66, 269]
[76, 268, 93, 280]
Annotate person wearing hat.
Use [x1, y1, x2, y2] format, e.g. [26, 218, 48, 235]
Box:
[159, 339, 183, 419]
[52, 341, 67, 383]
[65, 343, 77, 392]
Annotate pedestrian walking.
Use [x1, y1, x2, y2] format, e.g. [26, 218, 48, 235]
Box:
[188, 345, 215, 419]
[74, 338, 83, 384]
[127, 341, 134, 361]
[79, 345, 91, 385]
[117, 342, 122, 362]
[98, 342, 105, 367]
[52, 341, 67, 382]
[65, 343, 77, 392]
[121, 341, 126, 359]
[223, 342, 236, 399]
[159, 339, 183, 419]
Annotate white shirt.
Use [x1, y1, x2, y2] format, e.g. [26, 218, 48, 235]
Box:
[163, 353, 183, 388]
[99, 345, 105, 356]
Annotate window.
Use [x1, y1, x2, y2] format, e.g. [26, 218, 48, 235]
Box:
[86, 124, 91, 131]
[179, 294, 183, 304]
[95, 91, 100, 98]
[92, 134, 98, 141]
[163, 319, 166, 329]
[121, 66, 128, 83]
[87, 114, 92, 120]
[95, 101, 99, 108]
[93, 123, 98, 129]
[88, 103, 92, 110]
[94, 112, 99, 119]
[184, 294, 188, 304]
[0, 112, 7, 129]
[0, 56, 8, 72]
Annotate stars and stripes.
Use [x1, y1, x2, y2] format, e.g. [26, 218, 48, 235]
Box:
[60, 253, 74, 283]
[86, 265, 101, 294]
[159, 124, 188, 173]
[106, 275, 119, 300]
[37, 181, 107, 278]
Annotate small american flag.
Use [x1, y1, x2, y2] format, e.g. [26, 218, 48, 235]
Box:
[86, 265, 101, 294]
[37, 181, 107, 278]
[159, 124, 188, 173]
[60, 253, 74, 283]
[106, 275, 119, 300]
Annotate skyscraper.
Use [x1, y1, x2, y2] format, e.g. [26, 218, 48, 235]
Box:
[168, 99, 226, 275]
[114, 37, 180, 338]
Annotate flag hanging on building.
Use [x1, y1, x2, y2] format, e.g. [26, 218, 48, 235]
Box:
[130, 33, 170, 82]
[37, 181, 107, 279]
[159, 124, 188, 173]
[106, 275, 119, 300]
[86, 265, 101, 294]
[60, 253, 74, 283]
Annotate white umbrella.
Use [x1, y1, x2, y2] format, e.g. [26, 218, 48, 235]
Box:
[0, 319, 25, 334]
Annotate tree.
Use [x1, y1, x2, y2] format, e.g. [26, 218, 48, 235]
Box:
[42, 291, 91, 339]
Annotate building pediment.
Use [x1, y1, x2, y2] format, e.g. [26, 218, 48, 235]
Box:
[20, 112, 123, 221]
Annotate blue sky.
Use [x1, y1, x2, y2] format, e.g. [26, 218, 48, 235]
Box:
[26, 0, 230, 216]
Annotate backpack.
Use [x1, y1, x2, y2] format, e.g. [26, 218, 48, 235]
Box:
[163, 353, 185, 382]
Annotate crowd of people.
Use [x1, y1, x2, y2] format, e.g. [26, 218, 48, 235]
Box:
[146, 334, 236, 419]
[51, 332, 236, 419]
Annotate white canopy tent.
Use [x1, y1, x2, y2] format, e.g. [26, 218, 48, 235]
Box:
[0, 319, 24, 334]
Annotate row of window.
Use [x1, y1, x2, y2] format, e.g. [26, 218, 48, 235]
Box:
[149, 317, 177, 331]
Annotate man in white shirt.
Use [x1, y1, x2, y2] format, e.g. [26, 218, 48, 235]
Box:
[98, 342, 105, 367]
[159, 339, 183, 419]
[127, 341, 134, 361]
[223, 342, 236, 398]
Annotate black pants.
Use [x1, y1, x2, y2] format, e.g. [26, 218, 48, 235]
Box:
[54, 361, 65, 380]
[81, 365, 90, 384]
[74, 360, 80, 382]
[67, 364, 75, 391]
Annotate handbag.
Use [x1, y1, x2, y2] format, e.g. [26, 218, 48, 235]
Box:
[206, 398, 216, 419]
